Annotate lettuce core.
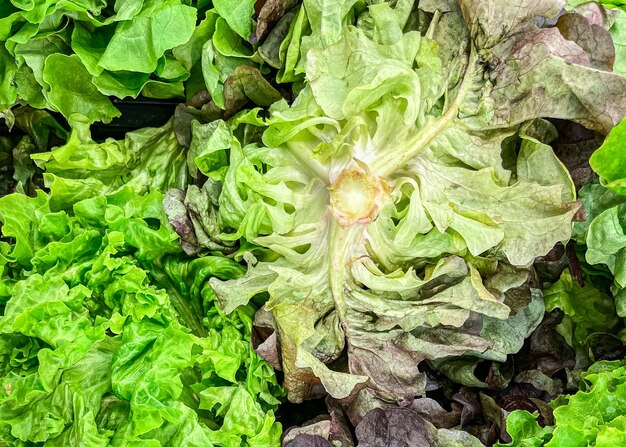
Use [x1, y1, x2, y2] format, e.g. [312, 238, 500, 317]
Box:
[329, 160, 391, 227]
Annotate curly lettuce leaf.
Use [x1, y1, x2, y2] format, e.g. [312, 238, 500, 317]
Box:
[498, 359, 626, 447]
[544, 268, 620, 366]
[0, 0, 286, 121]
[496, 410, 553, 447]
[0, 189, 283, 446]
[191, 0, 626, 405]
[30, 117, 189, 210]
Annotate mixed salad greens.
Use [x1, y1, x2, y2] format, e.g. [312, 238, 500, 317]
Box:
[2, 0, 626, 446]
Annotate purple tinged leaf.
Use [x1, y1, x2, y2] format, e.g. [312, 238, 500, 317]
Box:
[355, 408, 438, 447]
[556, 13, 615, 71]
[284, 434, 333, 447]
[410, 398, 462, 429]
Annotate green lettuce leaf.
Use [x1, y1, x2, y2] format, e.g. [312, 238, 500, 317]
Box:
[496, 410, 553, 447]
[200, 13, 283, 112]
[576, 118, 626, 316]
[213, 0, 256, 40]
[31, 117, 189, 210]
[269, 0, 363, 84]
[0, 0, 198, 120]
[0, 189, 283, 446]
[0, 0, 288, 122]
[544, 268, 620, 365]
[42, 54, 120, 124]
[0, 45, 17, 108]
[571, 181, 626, 244]
[498, 359, 626, 447]
[590, 118, 626, 195]
[611, 11, 626, 75]
[585, 203, 626, 315]
[97, 0, 196, 74]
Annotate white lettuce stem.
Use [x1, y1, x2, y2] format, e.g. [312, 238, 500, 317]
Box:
[328, 220, 364, 333]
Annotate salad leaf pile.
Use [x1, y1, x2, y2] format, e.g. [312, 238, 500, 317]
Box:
[0, 123, 283, 446]
[2, 0, 626, 446]
[0, 0, 285, 123]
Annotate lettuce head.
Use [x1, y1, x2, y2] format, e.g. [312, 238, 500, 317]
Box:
[166, 0, 626, 409]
